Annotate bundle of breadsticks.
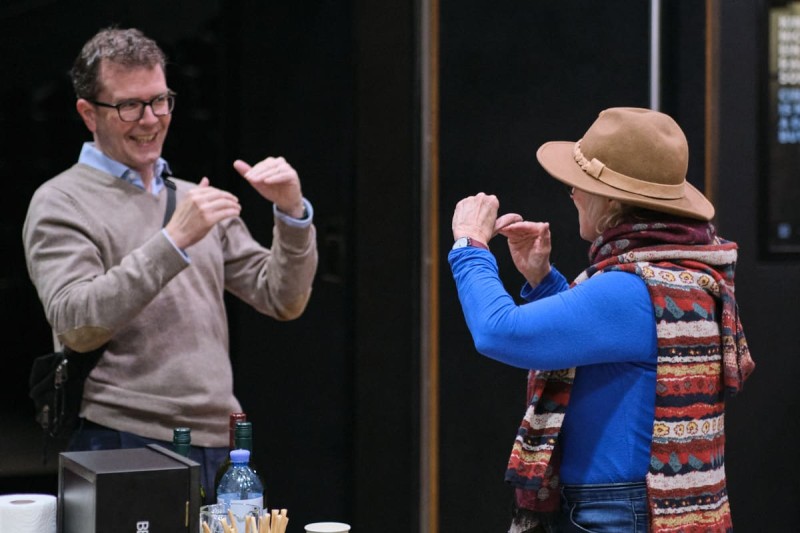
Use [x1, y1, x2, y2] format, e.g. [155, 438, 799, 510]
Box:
[202, 508, 289, 533]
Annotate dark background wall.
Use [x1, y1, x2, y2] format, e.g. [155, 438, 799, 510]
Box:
[0, 1, 796, 532]
[718, 1, 800, 530]
[437, 3, 650, 529]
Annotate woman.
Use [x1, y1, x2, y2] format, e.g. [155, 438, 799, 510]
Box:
[449, 108, 754, 533]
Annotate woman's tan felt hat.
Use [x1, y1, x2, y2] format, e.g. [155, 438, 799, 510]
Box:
[536, 107, 715, 220]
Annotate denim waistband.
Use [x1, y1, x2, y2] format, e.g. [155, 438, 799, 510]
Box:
[561, 481, 647, 502]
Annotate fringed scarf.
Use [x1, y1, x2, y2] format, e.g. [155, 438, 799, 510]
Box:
[506, 218, 755, 533]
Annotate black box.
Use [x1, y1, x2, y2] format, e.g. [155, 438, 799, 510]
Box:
[58, 444, 200, 533]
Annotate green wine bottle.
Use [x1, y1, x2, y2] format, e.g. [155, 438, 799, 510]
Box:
[213, 412, 247, 498]
[172, 427, 207, 503]
[233, 421, 264, 482]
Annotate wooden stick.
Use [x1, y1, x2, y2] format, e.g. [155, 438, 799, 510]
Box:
[227, 510, 238, 533]
[222, 520, 232, 533]
[259, 512, 269, 533]
[202, 523, 213, 533]
[277, 509, 288, 533]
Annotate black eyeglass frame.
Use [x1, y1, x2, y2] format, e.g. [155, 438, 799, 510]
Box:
[89, 91, 177, 122]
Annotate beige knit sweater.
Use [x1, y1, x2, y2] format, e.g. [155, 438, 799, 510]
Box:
[23, 163, 317, 446]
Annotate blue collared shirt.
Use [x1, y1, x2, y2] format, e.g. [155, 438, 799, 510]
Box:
[79, 142, 171, 195]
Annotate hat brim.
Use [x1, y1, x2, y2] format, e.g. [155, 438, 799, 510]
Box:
[536, 141, 715, 221]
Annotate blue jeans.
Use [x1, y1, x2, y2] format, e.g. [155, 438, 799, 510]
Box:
[68, 419, 229, 505]
[559, 482, 649, 533]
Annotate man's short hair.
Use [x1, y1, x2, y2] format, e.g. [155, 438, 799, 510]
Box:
[70, 27, 167, 100]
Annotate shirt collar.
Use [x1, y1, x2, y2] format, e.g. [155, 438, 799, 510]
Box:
[78, 142, 172, 195]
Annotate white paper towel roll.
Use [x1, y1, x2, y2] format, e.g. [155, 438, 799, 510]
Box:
[0, 494, 57, 533]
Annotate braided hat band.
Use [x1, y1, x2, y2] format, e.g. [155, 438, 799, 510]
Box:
[572, 139, 685, 200]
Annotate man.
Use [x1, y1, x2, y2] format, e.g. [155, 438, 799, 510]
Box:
[22, 27, 317, 497]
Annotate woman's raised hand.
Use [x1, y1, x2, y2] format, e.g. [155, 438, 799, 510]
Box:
[497, 220, 552, 285]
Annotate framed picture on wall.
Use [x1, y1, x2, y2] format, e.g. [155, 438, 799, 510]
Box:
[764, 0, 800, 256]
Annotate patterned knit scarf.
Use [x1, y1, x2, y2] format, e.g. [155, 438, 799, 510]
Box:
[506, 218, 755, 533]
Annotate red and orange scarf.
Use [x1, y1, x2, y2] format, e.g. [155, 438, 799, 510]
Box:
[507, 219, 754, 533]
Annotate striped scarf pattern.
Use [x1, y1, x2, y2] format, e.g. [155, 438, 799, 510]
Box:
[506, 220, 754, 533]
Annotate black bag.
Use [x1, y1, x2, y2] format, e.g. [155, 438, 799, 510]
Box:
[28, 345, 105, 440]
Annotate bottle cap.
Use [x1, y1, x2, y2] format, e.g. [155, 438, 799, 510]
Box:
[229, 412, 247, 428]
[173, 427, 191, 444]
[230, 448, 250, 463]
[235, 421, 253, 437]
[235, 421, 254, 450]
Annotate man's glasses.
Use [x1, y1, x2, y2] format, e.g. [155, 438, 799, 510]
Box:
[90, 92, 176, 122]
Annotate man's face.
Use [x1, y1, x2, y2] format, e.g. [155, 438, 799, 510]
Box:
[79, 61, 171, 179]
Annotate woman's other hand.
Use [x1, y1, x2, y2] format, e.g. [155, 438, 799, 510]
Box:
[498, 220, 552, 285]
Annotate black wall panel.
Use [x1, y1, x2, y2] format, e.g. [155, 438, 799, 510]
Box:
[438, 2, 650, 529]
[718, 1, 800, 530]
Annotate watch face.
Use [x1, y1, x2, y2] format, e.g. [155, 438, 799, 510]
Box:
[453, 237, 470, 249]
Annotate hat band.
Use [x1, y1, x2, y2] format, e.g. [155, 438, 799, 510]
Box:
[573, 140, 685, 200]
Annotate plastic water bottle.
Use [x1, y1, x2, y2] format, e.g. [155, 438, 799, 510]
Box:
[216, 449, 264, 516]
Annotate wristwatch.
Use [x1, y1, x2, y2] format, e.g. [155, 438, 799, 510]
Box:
[452, 236, 488, 250]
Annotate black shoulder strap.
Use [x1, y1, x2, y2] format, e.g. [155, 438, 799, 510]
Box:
[163, 176, 176, 227]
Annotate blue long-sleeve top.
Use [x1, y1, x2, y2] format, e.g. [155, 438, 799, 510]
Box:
[449, 247, 658, 484]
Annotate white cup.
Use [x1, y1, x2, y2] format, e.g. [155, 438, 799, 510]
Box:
[305, 522, 351, 533]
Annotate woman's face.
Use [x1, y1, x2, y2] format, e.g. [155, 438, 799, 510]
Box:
[572, 188, 612, 241]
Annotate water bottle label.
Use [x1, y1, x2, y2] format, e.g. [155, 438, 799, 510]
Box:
[229, 497, 263, 511]
[217, 495, 263, 509]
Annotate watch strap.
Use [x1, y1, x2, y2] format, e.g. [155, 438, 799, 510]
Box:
[453, 236, 489, 250]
